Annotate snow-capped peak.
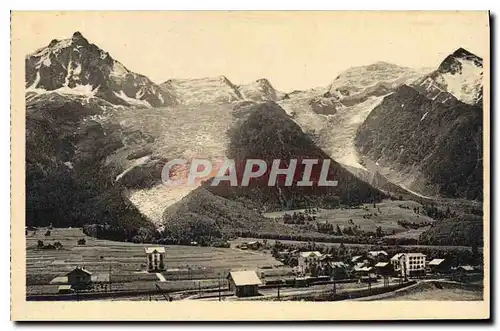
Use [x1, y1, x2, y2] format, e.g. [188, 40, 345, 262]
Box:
[413, 47, 483, 106]
[25, 32, 175, 108]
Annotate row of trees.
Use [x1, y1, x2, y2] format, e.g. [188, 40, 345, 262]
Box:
[316, 222, 386, 238]
[83, 223, 231, 248]
[36, 240, 63, 250]
[283, 212, 316, 224]
[397, 220, 432, 230]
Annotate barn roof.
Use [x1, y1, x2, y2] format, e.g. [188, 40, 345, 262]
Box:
[428, 259, 446, 266]
[228, 271, 262, 286]
[145, 247, 166, 254]
[457, 265, 474, 271]
[66, 267, 92, 276]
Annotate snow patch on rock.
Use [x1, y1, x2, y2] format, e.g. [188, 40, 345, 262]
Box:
[113, 90, 152, 108]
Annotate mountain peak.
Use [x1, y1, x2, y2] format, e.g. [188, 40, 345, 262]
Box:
[71, 31, 89, 45]
[237, 78, 284, 102]
[26, 33, 175, 108]
[48, 39, 59, 47]
[412, 47, 483, 106]
[452, 47, 478, 59]
[442, 47, 482, 68]
[256, 78, 271, 85]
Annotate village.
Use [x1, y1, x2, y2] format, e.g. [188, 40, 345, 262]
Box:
[25, 228, 483, 302]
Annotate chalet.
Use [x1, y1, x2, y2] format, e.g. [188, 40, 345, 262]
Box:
[427, 258, 452, 274]
[145, 247, 166, 272]
[66, 267, 92, 288]
[326, 261, 349, 279]
[456, 265, 475, 275]
[227, 270, 262, 297]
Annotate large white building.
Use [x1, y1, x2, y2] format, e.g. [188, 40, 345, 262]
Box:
[145, 247, 166, 272]
[390, 252, 426, 277]
[297, 251, 323, 274]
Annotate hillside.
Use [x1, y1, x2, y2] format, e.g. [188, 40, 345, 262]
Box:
[162, 187, 291, 240]
[355, 84, 483, 200]
[26, 32, 175, 108]
[26, 95, 151, 229]
[419, 214, 483, 246]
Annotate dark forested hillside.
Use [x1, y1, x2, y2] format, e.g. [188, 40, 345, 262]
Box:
[204, 101, 386, 210]
[25, 94, 151, 230]
[355, 85, 482, 200]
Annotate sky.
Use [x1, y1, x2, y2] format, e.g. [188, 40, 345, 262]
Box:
[13, 11, 489, 91]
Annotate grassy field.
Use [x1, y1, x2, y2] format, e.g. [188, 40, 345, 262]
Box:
[264, 200, 435, 235]
[26, 228, 290, 295]
[371, 281, 483, 301]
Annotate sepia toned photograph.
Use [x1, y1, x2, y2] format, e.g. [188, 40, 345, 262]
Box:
[10, 11, 490, 320]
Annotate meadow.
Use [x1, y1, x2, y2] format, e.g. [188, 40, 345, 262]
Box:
[26, 228, 289, 295]
[264, 200, 435, 235]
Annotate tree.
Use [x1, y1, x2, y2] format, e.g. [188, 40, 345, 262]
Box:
[44, 230, 51, 236]
[37, 240, 44, 249]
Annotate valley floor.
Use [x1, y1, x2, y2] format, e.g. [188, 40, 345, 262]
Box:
[26, 228, 286, 296]
[26, 228, 480, 302]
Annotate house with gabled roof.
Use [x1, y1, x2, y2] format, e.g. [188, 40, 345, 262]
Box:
[428, 258, 452, 274]
[227, 270, 262, 297]
[66, 267, 92, 288]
